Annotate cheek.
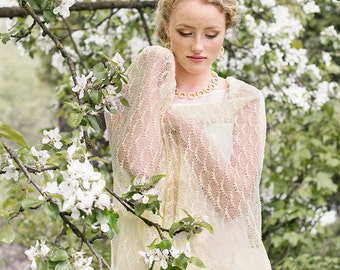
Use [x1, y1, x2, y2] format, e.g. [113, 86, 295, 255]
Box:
[209, 39, 224, 54]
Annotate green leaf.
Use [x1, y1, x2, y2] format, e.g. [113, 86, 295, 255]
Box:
[134, 203, 146, 217]
[291, 39, 303, 49]
[0, 121, 28, 147]
[109, 213, 120, 234]
[0, 223, 15, 244]
[35, 258, 49, 270]
[105, 103, 117, 114]
[87, 115, 101, 132]
[55, 260, 73, 270]
[46, 203, 60, 220]
[169, 222, 183, 238]
[22, 197, 42, 209]
[157, 239, 172, 250]
[196, 221, 214, 234]
[173, 253, 188, 269]
[148, 174, 166, 187]
[68, 111, 83, 128]
[64, 101, 81, 111]
[315, 172, 338, 192]
[93, 63, 108, 80]
[283, 231, 302, 247]
[1, 33, 10, 44]
[119, 96, 130, 107]
[50, 248, 69, 262]
[89, 89, 103, 105]
[189, 256, 206, 268]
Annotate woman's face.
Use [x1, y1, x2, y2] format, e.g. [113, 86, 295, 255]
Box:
[165, 0, 226, 75]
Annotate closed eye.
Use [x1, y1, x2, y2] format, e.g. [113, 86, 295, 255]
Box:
[178, 31, 192, 37]
[205, 33, 218, 39]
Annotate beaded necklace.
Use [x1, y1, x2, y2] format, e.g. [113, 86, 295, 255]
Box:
[175, 71, 218, 100]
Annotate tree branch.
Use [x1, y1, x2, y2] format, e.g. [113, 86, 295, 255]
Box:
[106, 187, 169, 240]
[0, 1, 156, 18]
[59, 212, 111, 269]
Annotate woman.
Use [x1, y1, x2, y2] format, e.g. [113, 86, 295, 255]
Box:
[105, 0, 272, 269]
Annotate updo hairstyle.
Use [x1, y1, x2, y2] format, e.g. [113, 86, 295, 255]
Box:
[155, 0, 237, 44]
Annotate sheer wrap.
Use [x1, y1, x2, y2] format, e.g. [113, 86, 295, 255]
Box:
[105, 46, 271, 269]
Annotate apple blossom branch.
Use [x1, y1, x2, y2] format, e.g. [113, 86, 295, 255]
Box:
[0, 1, 156, 18]
[20, 0, 78, 87]
[106, 187, 169, 240]
[0, 138, 112, 269]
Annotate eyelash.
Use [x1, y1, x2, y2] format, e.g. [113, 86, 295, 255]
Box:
[178, 31, 192, 37]
[178, 31, 218, 39]
[206, 34, 218, 39]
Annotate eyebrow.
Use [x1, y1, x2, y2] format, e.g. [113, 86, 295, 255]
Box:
[175, 23, 222, 30]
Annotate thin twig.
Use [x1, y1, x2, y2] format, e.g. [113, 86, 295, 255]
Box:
[1, 138, 44, 195]
[21, 0, 78, 86]
[106, 187, 169, 240]
[59, 212, 111, 269]
[137, 7, 153, 46]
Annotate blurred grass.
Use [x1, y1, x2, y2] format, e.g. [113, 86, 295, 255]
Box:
[0, 20, 56, 146]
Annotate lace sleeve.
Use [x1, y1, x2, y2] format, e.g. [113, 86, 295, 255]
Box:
[164, 84, 266, 219]
[105, 46, 175, 179]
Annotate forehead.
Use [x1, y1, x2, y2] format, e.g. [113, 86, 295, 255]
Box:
[170, 0, 226, 28]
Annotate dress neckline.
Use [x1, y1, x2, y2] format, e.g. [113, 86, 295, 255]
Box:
[172, 88, 229, 105]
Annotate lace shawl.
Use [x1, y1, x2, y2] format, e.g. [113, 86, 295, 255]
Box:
[105, 46, 271, 270]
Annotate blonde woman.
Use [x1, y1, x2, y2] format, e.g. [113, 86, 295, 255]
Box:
[105, 0, 272, 269]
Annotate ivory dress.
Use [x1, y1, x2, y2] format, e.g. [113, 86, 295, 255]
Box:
[105, 46, 272, 270]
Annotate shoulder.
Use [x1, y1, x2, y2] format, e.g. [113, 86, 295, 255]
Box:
[136, 45, 174, 62]
[227, 76, 264, 101]
[128, 46, 175, 75]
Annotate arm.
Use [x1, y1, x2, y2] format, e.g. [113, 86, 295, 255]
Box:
[105, 46, 176, 179]
[164, 87, 266, 219]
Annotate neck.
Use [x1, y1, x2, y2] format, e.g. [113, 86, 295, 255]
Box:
[175, 67, 212, 93]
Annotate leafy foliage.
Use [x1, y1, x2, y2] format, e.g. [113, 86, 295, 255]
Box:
[0, 0, 339, 269]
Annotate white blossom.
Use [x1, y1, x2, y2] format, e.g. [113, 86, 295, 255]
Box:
[127, 36, 149, 59]
[283, 84, 310, 111]
[320, 25, 339, 37]
[72, 72, 93, 99]
[322, 52, 332, 66]
[25, 240, 50, 270]
[43, 181, 59, 194]
[260, 0, 275, 7]
[138, 250, 155, 268]
[100, 223, 110, 233]
[303, 1, 320, 14]
[31, 146, 50, 167]
[314, 81, 332, 108]
[111, 52, 125, 70]
[72, 251, 94, 270]
[53, 0, 75, 18]
[67, 144, 77, 158]
[139, 242, 191, 269]
[95, 193, 111, 210]
[42, 128, 63, 149]
[42, 155, 111, 218]
[132, 188, 159, 205]
[51, 53, 67, 74]
[103, 129, 109, 142]
[2, 159, 19, 181]
[306, 64, 322, 80]
[104, 85, 122, 112]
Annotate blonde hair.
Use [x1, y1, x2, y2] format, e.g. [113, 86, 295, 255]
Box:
[155, 0, 237, 43]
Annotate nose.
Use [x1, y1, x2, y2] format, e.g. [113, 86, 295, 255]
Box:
[192, 36, 204, 53]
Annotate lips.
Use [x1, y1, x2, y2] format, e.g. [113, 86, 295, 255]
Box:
[187, 56, 206, 62]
